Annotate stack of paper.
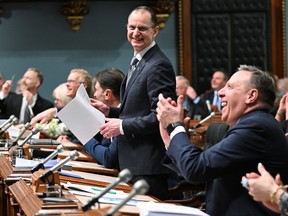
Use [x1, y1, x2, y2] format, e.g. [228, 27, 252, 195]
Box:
[137, 202, 209, 216]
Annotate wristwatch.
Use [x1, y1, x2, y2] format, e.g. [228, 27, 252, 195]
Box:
[166, 122, 183, 135]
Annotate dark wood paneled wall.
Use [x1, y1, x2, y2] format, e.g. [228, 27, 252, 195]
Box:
[180, 0, 283, 95]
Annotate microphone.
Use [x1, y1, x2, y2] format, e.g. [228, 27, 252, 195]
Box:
[8, 122, 31, 150]
[206, 100, 211, 112]
[82, 168, 133, 212]
[104, 179, 149, 216]
[18, 127, 40, 148]
[38, 150, 79, 183]
[31, 144, 65, 173]
[0, 117, 18, 135]
[190, 112, 215, 131]
[0, 115, 16, 131]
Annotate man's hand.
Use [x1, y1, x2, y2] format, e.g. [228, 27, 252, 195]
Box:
[57, 135, 70, 143]
[100, 118, 121, 138]
[90, 98, 110, 117]
[22, 90, 33, 105]
[186, 85, 197, 100]
[1, 80, 12, 97]
[156, 93, 184, 128]
[30, 108, 57, 127]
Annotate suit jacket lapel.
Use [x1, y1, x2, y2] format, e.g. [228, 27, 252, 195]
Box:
[120, 44, 159, 111]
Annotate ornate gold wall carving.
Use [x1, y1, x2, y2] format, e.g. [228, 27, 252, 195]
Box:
[149, 0, 176, 30]
[61, 0, 89, 31]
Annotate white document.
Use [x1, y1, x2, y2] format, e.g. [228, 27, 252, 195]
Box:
[57, 84, 105, 144]
[137, 202, 209, 216]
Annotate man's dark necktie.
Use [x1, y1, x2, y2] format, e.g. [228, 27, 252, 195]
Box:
[23, 104, 31, 123]
[126, 57, 139, 87]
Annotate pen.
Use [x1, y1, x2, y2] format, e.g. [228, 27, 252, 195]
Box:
[91, 187, 117, 194]
[11, 74, 15, 82]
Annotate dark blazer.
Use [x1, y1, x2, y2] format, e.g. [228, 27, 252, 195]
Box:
[201, 90, 214, 105]
[109, 44, 176, 176]
[164, 110, 288, 216]
[0, 92, 53, 120]
[185, 96, 210, 119]
[84, 137, 118, 169]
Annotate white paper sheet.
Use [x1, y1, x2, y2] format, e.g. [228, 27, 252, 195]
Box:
[137, 202, 209, 216]
[57, 84, 105, 144]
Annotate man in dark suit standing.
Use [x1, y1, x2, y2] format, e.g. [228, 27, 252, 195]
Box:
[157, 65, 288, 215]
[92, 6, 176, 200]
[0, 67, 53, 123]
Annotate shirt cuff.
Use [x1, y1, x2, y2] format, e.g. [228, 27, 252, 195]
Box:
[170, 126, 186, 139]
[193, 96, 200, 104]
[120, 119, 124, 135]
[0, 91, 7, 100]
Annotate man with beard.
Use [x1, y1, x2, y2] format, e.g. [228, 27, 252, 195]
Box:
[0, 67, 53, 123]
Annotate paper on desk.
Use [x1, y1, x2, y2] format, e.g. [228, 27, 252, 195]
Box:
[137, 202, 209, 216]
[57, 84, 105, 144]
[63, 182, 125, 197]
[15, 158, 58, 168]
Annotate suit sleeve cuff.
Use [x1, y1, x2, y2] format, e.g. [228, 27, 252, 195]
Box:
[170, 126, 186, 139]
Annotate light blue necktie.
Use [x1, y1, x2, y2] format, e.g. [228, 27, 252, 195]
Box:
[215, 93, 221, 111]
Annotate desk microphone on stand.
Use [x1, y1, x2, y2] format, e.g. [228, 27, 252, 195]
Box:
[0, 117, 18, 135]
[0, 115, 16, 131]
[17, 127, 39, 148]
[104, 179, 149, 216]
[38, 150, 79, 183]
[82, 169, 133, 212]
[8, 122, 31, 150]
[189, 112, 215, 132]
[31, 144, 65, 173]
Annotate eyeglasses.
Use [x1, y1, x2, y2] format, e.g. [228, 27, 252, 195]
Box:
[66, 80, 83, 84]
[127, 24, 154, 32]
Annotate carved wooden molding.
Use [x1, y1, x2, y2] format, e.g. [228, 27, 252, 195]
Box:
[61, 0, 89, 31]
[149, 0, 176, 30]
[282, 0, 287, 76]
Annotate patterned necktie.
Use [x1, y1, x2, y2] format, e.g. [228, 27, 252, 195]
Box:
[126, 57, 139, 87]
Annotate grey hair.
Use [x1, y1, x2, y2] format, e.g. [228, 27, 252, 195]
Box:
[176, 75, 190, 87]
[237, 64, 276, 110]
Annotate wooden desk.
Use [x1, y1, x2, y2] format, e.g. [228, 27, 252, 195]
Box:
[9, 179, 81, 216]
[66, 161, 118, 176]
[58, 150, 96, 162]
[59, 170, 131, 193]
[189, 112, 223, 149]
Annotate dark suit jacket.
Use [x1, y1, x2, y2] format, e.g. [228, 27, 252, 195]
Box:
[185, 96, 210, 119]
[201, 90, 214, 105]
[84, 137, 118, 169]
[0, 92, 53, 120]
[164, 110, 288, 216]
[109, 44, 176, 176]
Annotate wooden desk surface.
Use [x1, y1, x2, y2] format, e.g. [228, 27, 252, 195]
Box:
[66, 161, 118, 176]
[74, 193, 158, 215]
[59, 170, 131, 193]
[189, 112, 223, 149]
[58, 150, 96, 162]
